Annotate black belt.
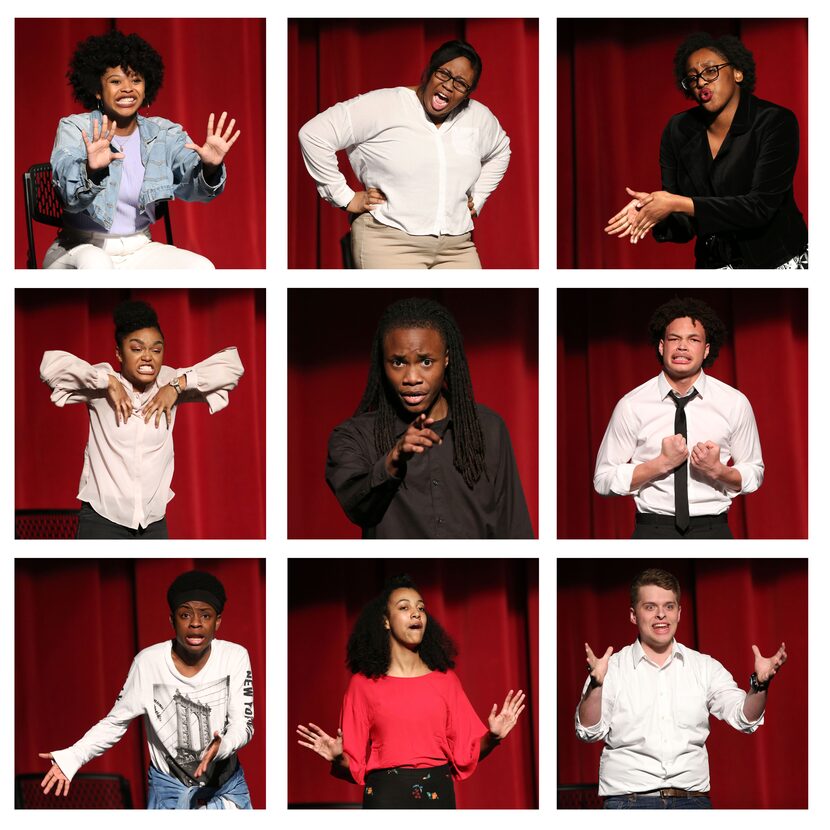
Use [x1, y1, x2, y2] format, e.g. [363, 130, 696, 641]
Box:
[635, 512, 728, 527]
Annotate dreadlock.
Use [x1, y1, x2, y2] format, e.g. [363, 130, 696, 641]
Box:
[354, 297, 486, 488]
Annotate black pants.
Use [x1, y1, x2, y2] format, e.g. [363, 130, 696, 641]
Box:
[76, 502, 169, 539]
[363, 764, 455, 809]
[631, 513, 733, 539]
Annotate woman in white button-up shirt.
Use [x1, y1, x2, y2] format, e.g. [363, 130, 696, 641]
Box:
[299, 40, 511, 269]
[39, 300, 244, 539]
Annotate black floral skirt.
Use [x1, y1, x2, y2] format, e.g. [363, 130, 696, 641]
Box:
[362, 764, 456, 809]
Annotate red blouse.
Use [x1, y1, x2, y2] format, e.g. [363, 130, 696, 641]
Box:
[339, 669, 487, 786]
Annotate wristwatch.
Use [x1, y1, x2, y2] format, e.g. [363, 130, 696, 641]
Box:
[749, 672, 770, 693]
[169, 376, 183, 396]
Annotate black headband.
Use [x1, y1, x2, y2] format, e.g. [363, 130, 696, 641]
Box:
[167, 570, 226, 614]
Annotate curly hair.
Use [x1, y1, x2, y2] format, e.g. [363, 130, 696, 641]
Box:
[674, 32, 756, 98]
[355, 297, 486, 488]
[113, 300, 163, 347]
[68, 30, 165, 109]
[346, 574, 457, 679]
[648, 297, 726, 368]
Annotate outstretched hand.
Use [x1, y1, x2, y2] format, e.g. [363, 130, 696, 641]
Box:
[752, 642, 787, 684]
[82, 114, 125, 172]
[39, 753, 70, 797]
[194, 731, 222, 778]
[184, 112, 241, 170]
[296, 722, 343, 762]
[487, 689, 526, 740]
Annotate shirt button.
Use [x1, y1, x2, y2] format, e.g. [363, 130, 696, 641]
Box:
[437, 517, 444, 524]
[432, 479, 440, 486]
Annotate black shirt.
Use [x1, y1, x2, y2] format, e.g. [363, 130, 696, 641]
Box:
[326, 403, 534, 539]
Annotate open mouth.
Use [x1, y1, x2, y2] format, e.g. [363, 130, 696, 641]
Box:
[185, 635, 206, 646]
[400, 392, 427, 407]
[116, 97, 137, 107]
[432, 90, 450, 112]
[672, 355, 692, 364]
[699, 88, 713, 103]
[137, 365, 156, 375]
[653, 623, 670, 634]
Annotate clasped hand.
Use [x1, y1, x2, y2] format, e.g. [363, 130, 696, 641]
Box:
[604, 187, 676, 244]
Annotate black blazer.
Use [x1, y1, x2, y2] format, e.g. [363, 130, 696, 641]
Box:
[654, 92, 807, 268]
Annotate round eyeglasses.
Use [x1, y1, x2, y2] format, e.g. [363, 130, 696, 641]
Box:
[434, 67, 472, 95]
[681, 62, 732, 91]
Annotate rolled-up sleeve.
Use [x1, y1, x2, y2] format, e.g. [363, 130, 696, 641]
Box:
[594, 398, 639, 496]
[728, 394, 764, 494]
[706, 657, 764, 734]
[574, 674, 612, 743]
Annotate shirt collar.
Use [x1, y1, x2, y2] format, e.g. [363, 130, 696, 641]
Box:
[632, 638, 684, 668]
[658, 369, 706, 401]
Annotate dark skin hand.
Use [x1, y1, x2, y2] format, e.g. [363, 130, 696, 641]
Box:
[385, 413, 443, 477]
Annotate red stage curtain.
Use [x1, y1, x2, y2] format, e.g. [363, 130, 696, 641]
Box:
[15, 288, 266, 539]
[288, 18, 538, 269]
[557, 18, 808, 268]
[557, 558, 807, 809]
[557, 288, 807, 539]
[14, 18, 265, 269]
[288, 288, 538, 538]
[288, 559, 538, 808]
[15, 558, 267, 809]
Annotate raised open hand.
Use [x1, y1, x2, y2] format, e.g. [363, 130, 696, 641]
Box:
[82, 114, 125, 172]
[487, 689, 526, 740]
[296, 723, 343, 762]
[585, 643, 613, 687]
[39, 753, 70, 797]
[752, 642, 787, 684]
[184, 112, 241, 169]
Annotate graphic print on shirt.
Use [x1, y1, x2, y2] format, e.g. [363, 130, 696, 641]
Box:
[153, 676, 230, 778]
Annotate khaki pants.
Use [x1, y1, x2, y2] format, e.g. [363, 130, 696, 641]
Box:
[350, 213, 482, 269]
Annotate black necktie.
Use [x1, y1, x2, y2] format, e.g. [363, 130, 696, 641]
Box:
[668, 390, 698, 532]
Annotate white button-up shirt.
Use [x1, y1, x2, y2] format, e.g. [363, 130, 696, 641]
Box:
[298, 87, 510, 236]
[593, 371, 764, 515]
[575, 640, 763, 795]
[40, 348, 244, 529]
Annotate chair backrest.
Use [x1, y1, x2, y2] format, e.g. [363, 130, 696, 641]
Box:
[15, 509, 79, 539]
[23, 162, 174, 269]
[15, 773, 133, 809]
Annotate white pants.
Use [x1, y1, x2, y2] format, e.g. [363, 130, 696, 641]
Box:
[43, 228, 215, 269]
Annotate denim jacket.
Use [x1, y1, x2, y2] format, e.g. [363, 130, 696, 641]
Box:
[50, 110, 226, 231]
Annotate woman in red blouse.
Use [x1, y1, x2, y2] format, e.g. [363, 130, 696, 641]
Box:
[297, 574, 525, 808]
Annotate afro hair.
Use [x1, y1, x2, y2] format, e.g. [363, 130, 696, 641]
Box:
[674, 32, 756, 98]
[647, 296, 726, 368]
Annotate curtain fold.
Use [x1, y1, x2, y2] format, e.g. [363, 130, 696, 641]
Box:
[288, 559, 538, 808]
[557, 288, 807, 539]
[15, 288, 266, 539]
[557, 18, 808, 268]
[288, 288, 538, 538]
[557, 558, 807, 809]
[15, 558, 267, 809]
[14, 18, 265, 269]
[288, 18, 538, 269]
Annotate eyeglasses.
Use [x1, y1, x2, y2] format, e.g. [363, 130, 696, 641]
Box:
[434, 67, 472, 95]
[681, 62, 732, 91]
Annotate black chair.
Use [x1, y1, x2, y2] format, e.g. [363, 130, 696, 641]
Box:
[340, 231, 355, 269]
[15, 509, 79, 539]
[23, 162, 173, 269]
[15, 772, 133, 809]
[557, 783, 603, 809]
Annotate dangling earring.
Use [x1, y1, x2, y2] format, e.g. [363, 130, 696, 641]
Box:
[97, 98, 103, 112]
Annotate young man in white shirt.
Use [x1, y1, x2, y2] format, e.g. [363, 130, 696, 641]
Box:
[39, 570, 255, 809]
[593, 296, 763, 538]
[576, 568, 786, 808]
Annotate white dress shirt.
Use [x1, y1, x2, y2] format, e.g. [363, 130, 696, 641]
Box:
[40, 348, 244, 529]
[298, 87, 510, 236]
[575, 640, 763, 795]
[593, 370, 763, 515]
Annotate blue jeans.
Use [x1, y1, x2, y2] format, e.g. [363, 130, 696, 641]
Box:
[146, 763, 252, 809]
[604, 794, 712, 809]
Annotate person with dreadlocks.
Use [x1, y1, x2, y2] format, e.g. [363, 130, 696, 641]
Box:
[39, 299, 244, 539]
[593, 297, 763, 539]
[325, 297, 533, 538]
[296, 574, 526, 809]
[44, 29, 241, 269]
